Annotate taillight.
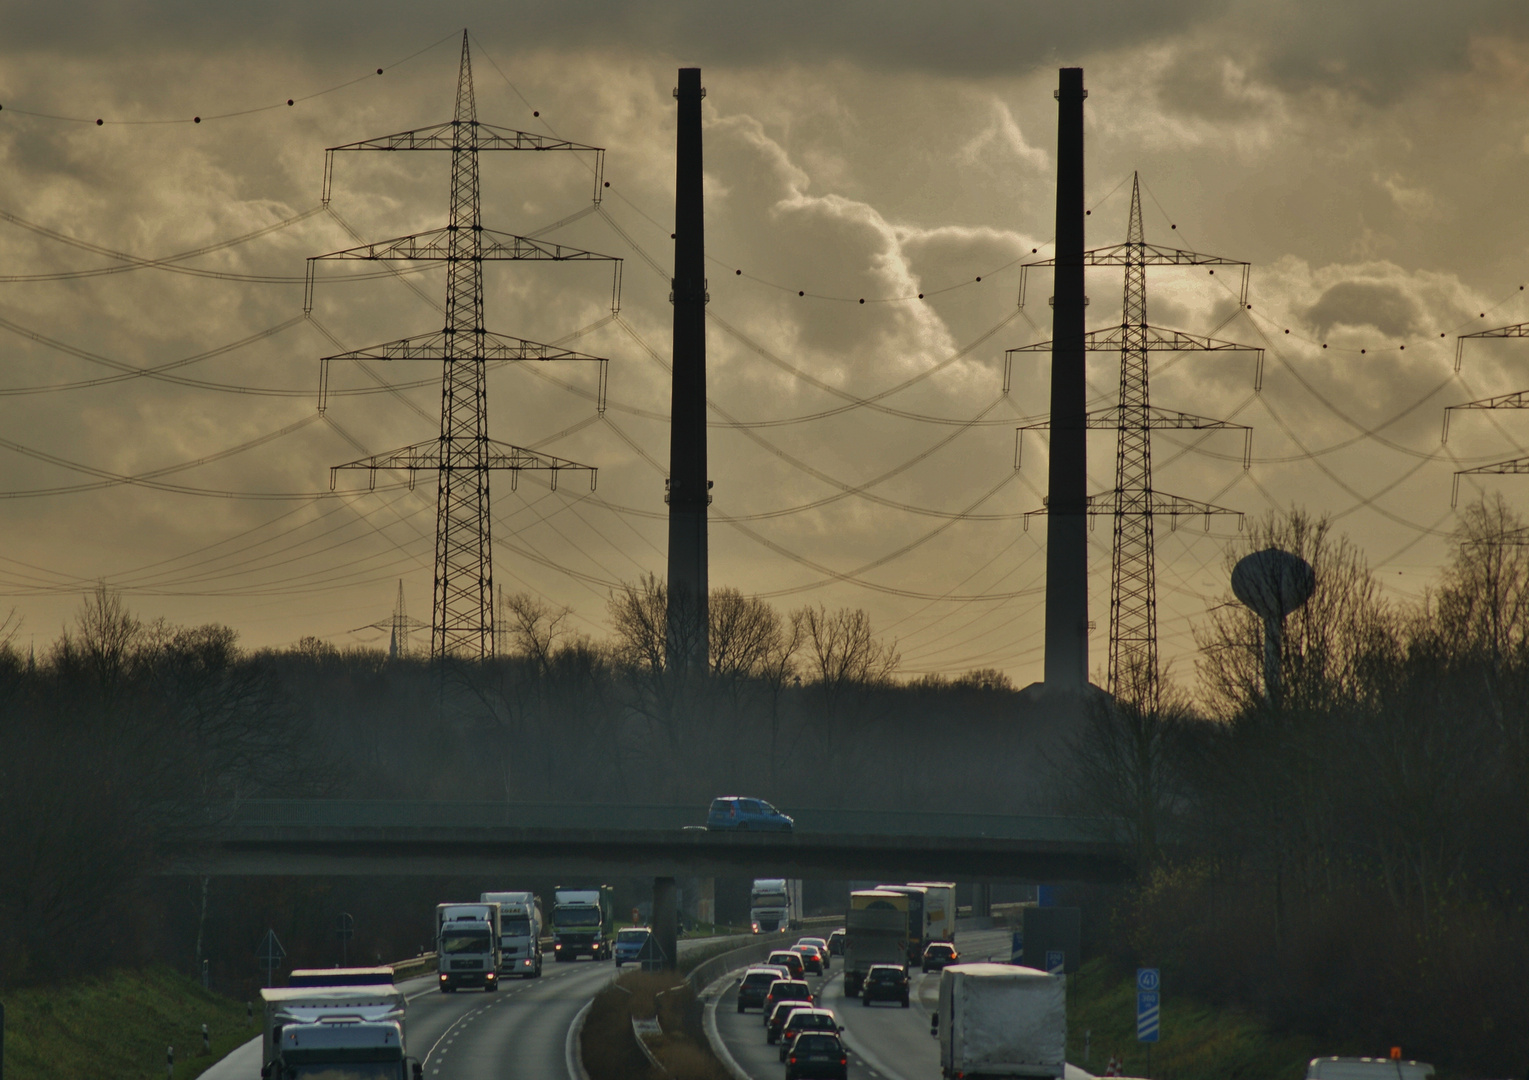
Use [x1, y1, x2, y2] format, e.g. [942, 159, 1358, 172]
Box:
[840, 1058, 847, 1065]
[789, 1057, 798, 1065]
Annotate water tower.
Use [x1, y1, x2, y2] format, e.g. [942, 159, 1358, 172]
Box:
[1231, 548, 1315, 703]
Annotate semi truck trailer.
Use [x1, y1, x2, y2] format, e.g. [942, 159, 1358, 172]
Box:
[481, 891, 543, 978]
[843, 889, 911, 996]
[933, 963, 1066, 1080]
[750, 878, 803, 933]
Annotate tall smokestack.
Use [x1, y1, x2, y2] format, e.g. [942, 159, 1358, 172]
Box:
[1043, 68, 1089, 689]
[666, 67, 710, 669]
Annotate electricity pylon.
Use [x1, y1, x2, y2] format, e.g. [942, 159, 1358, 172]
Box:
[1009, 174, 1261, 703]
[1445, 323, 1529, 505]
[308, 32, 621, 659]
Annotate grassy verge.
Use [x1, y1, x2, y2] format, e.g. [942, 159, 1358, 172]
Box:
[1, 965, 254, 1080]
[1065, 959, 1335, 1080]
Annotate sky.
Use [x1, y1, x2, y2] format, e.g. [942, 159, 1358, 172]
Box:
[2, 1, 1529, 688]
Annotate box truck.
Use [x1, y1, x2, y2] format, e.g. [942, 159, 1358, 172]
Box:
[843, 889, 910, 996]
[436, 902, 500, 992]
[932, 963, 1066, 1080]
[553, 885, 615, 961]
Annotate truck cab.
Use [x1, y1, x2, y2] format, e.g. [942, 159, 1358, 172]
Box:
[436, 903, 500, 992]
[264, 1019, 421, 1080]
[553, 885, 615, 961]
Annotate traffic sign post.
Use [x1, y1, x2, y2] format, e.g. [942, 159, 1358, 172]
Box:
[1136, 968, 1160, 1077]
[257, 930, 286, 988]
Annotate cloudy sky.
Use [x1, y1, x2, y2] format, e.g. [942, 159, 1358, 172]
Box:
[2, 1, 1528, 688]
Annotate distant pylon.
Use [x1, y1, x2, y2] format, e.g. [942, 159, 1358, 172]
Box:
[1010, 173, 1263, 703]
[310, 32, 620, 659]
[349, 580, 426, 658]
[1445, 323, 1529, 504]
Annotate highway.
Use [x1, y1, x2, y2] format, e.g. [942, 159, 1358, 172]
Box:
[203, 935, 741, 1080]
[707, 927, 1020, 1080]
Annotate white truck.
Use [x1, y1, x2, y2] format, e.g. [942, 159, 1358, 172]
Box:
[481, 891, 543, 979]
[436, 902, 500, 992]
[908, 881, 957, 943]
[268, 1018, 421, 1080]
[750, 878, 803, 933]
[258, 984, 410, 1079]
[932, 963, 1066, 1080]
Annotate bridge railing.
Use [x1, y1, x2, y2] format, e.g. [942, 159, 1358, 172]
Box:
[222, 800, 1112, 843]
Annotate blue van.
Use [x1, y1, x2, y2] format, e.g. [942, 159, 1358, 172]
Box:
[706, 797, 794, 832]
[614, 927, 652, 967]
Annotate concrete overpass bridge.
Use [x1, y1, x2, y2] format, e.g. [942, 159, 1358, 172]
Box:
[165, 799, 1131, 883]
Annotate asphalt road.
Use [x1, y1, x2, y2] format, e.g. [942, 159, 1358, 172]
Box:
[204, 935, 747, 1080]
[708, 928, 1020, 1080]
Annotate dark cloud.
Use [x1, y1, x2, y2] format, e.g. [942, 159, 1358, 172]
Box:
[1304, 280, 1422, 339]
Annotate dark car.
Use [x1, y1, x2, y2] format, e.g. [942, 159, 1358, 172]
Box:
[778, 1008, 842, 1061]
[826, 929, 845, 956]
[767, 950, 807, 980]
[706, 796, 794, 832]
[921, 942, 959, 973]
[737, 966, 787, 1013]
[785, 1032, 848, 1080]
[762, 979, 815, 1026]
[767, 999, 810, 1044]
[797, 937, 830, 969]
[791, 944, 825, 976]
[861, 963, 910, 1007]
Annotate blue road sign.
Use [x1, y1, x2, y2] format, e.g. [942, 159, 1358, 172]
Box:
[1137, 967, 1159, 992]
[1137, 990, 1160, 1043]
[1045, 950, 1065, 974]
[1011, 931, 1023, 963]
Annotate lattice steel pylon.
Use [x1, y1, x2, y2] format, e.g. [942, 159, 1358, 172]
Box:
[308, 32, 621, 659]
[1009, 174, 1262, 703]
[1445, 323, 1529, 505]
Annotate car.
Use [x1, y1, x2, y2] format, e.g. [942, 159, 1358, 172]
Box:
[861, 963, 910, 1007]
[921, 942, 959, 972]
[613, 927, 651, 967]
[785, 1032, 848, 1080]
[705, 796, 794, 832]
[767, 950, 806, 979]
[766, 999, 809, 1043]
[797, 937, 830, 969]
[737, 966, 791, 1012]
[778, 1008, 842, 1061]
[762, 978, 815, 1025]
[791, 943, 825, 975]
[825, 929, 845, 956]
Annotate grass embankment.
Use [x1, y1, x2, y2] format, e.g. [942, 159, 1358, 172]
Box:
[1065, 959, 1333, 1080]
[582, 970, 730, 1080]
[2, 965, 253, 1080]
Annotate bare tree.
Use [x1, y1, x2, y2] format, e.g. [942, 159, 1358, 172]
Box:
[794, 604, 899, 701]
[500, 591, 573, 678]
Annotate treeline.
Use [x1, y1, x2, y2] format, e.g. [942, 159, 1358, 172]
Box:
[1072, 498, 1529, 1077]
[0, 579, 1052, 993]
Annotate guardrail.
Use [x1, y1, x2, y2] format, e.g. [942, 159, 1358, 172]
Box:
[390, 953, 437, 981]
[220, 799, 1107, 843]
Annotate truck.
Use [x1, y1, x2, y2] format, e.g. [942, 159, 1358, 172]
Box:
[258, 983, 409, 1078]
[435, 902, 500, 992]
[876, 884, 928, 962]
[908, 881, 957, 944]
[267, 1018, 422, 1080]
[843, 889, 911, 996]
[552, 885, 615, 961]
[481, 891, 543, 979]
[750, 878, 803, 933]
[932, 963, 1066, 1080]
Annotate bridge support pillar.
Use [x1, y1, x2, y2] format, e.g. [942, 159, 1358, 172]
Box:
[972, 883, 992, 918]
[652, 876, 679, 971]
